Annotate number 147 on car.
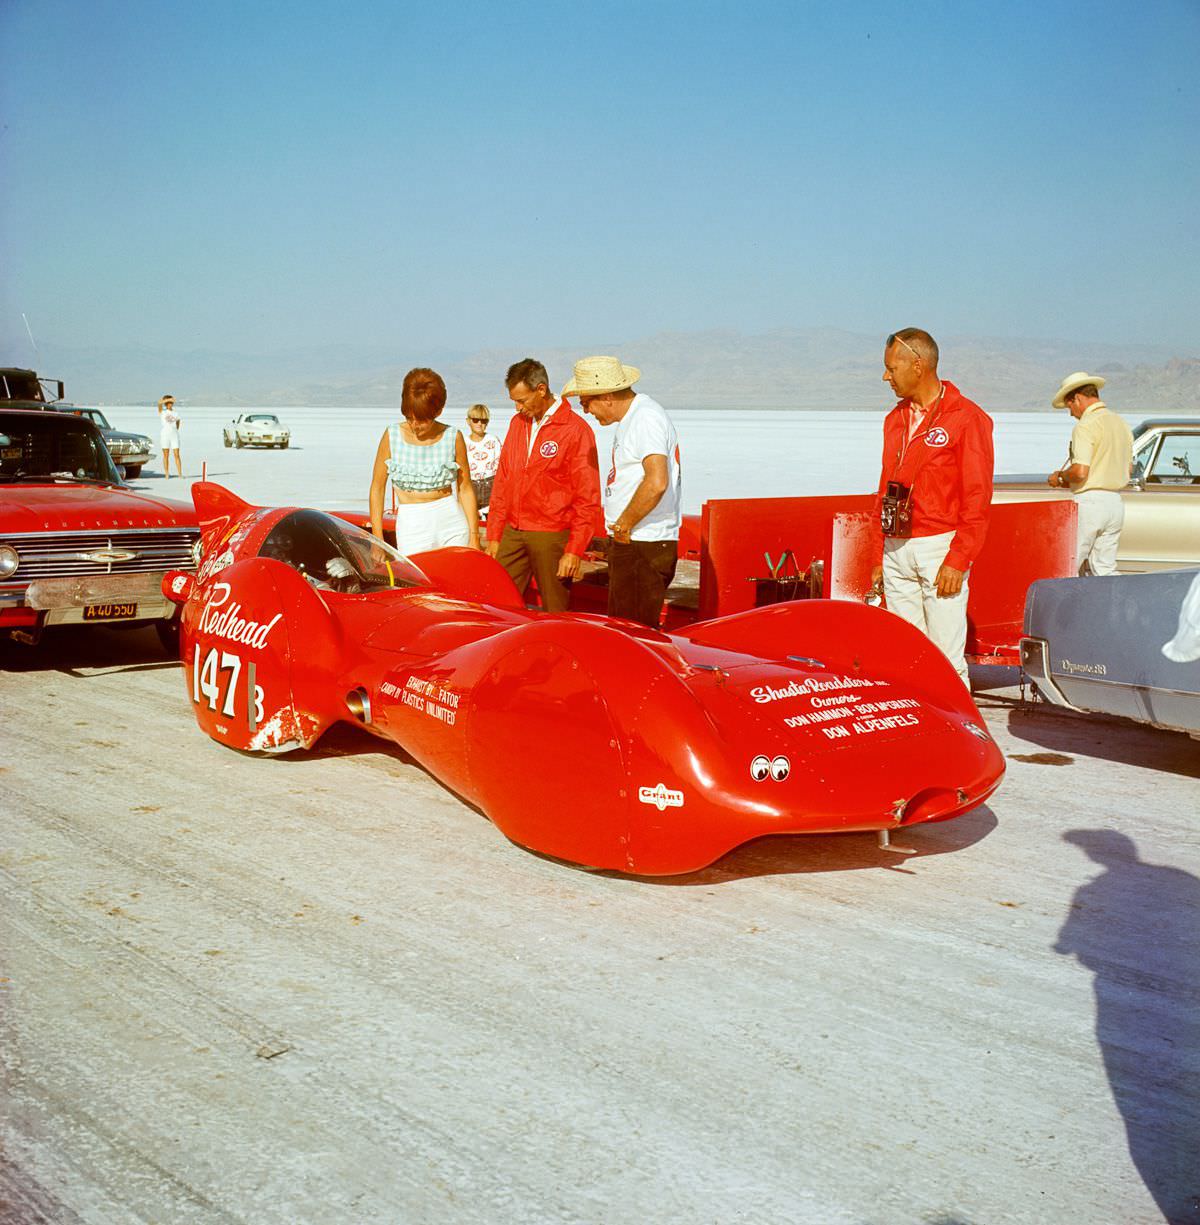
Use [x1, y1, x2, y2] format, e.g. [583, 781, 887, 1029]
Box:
[193, 646, 265, 729]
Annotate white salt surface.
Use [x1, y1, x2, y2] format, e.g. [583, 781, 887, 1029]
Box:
[5, 400, 1200, 1224]
[108, 403, 1164, 512]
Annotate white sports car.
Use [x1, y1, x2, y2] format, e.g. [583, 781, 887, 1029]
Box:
[223, 413, 291, 449]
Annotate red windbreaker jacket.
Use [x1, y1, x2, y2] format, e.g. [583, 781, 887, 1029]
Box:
[870, 380, 994, 572]
[486, 400, 602, 557]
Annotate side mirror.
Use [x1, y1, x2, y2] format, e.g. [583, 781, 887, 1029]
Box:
[162, 570, 196, 605]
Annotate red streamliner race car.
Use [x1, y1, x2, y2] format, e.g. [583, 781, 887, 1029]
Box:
[163, 483, 1004, 875]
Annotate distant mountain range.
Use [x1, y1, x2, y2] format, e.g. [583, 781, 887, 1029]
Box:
[5, 328, 1199, 412]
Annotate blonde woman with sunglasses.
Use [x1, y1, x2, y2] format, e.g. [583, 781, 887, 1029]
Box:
[464, 403, 501, 511]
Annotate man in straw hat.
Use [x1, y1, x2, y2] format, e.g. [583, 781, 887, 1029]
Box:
[564, 356, 682, 628]
[485, 358, 601, 612]
[870, 328, 994, 687]
[1047, 372, 1133, 576]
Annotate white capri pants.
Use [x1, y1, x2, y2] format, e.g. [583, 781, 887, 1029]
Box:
[882, 530, 971, 686]
[1075, 489, 1124, 576]
[393, 494, 470, 555]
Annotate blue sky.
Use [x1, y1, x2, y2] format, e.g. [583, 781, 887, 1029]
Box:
[2, 0, 1198, 359]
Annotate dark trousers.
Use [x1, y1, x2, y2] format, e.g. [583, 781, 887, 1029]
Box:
[607, 539, 677, 627]
[471, 476, 494, 510]
[496, 526, 572, 612]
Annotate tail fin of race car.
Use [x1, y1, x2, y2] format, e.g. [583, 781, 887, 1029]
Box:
[191, 482, 259, 550]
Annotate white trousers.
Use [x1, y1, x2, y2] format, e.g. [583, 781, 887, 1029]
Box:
[882, 530, 970, 686]
[393, 494, 469, 555]
[1075, 489, 1124, 576]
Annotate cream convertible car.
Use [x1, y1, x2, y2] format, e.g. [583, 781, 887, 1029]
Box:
[993, 418, 1200, 572]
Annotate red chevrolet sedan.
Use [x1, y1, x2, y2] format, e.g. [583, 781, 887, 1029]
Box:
[0, 406, 200, 651]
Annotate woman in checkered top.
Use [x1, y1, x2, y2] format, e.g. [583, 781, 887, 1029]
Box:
[369, 368, 480, 556]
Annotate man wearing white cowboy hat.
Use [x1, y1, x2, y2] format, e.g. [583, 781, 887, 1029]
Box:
[565, 356, 682, 628]
[1047, 372, 1133, 576]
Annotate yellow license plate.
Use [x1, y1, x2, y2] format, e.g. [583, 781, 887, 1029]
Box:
[83, 602, 138, 621]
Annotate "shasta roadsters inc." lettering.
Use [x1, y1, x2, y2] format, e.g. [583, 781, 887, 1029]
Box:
[749, 675, 885, 704]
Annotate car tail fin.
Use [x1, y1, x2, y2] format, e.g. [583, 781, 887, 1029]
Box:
[192, 481, 259, 548]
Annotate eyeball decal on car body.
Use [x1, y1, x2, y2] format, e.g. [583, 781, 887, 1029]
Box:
[751, 754, 791, 781]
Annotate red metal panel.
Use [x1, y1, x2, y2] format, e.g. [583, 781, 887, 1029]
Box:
[701, 494, 1077, 664]
[964, 499, 1077, 658]
[698, 495, 875, 619]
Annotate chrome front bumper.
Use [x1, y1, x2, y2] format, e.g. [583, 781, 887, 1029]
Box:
[2, 573, 173, 622]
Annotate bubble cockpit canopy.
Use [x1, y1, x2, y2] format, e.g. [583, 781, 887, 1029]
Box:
[259, 509, 428, 594]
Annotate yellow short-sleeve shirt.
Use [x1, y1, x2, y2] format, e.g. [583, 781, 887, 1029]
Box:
[1070, 403, 1134, 493]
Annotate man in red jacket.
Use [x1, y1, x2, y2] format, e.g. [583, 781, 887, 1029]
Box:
[869, 328, 994, 686]
[486, 358, 602, 611]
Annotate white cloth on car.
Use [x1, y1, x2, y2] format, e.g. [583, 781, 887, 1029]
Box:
[1162, 570, 1200, 663]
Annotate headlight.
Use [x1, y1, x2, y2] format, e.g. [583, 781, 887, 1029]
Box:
[0, 544, 19, 578]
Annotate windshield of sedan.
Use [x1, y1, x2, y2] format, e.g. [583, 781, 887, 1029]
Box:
[0, 415, 123, 484]
[258, 509, 429, 593]
[73, 408, 112, 428]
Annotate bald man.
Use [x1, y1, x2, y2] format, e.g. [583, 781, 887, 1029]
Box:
[869, 328, 994, 686]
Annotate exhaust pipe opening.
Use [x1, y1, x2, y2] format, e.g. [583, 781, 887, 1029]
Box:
[345, 687, 372, 724]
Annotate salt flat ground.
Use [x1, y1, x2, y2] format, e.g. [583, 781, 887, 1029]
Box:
[2, 630, 1198, 1225]
[105, 403, 1160, 513]
[3, 405, 1199, 1223]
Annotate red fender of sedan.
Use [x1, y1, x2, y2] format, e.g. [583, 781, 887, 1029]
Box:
[165, 483, 1004, 876]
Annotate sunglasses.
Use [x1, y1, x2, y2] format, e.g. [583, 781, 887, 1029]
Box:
[887, 333, 921, 361]
[468, 416, 488, 423]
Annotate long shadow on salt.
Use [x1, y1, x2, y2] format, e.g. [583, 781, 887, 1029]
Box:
[1056, 829, 1200, 1224]
[1002, 703, 1200, 780]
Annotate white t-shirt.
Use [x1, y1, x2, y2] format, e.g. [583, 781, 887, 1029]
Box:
[604, 393, 681, 542]
[465, 433, 501, 480]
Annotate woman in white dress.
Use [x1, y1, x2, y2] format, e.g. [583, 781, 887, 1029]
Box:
[158, 394, 182, 477]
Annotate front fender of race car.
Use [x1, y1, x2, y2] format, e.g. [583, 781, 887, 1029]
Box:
[450, 606, 1003, 875]
[180, 557, 347, 753]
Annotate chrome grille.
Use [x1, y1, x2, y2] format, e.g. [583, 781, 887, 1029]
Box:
[0, 528, 199, 581]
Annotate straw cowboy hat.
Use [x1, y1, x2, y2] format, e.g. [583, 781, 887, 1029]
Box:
[1052, 371, 1106, 409]
[561, 355, 641, 397]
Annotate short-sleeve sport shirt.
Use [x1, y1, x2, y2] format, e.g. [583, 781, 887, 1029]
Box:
[1069, 403, 1134, 493]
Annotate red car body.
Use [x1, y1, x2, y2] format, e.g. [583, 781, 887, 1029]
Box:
[0, 407, 198, 642]
[164, 482, 1005, 876]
